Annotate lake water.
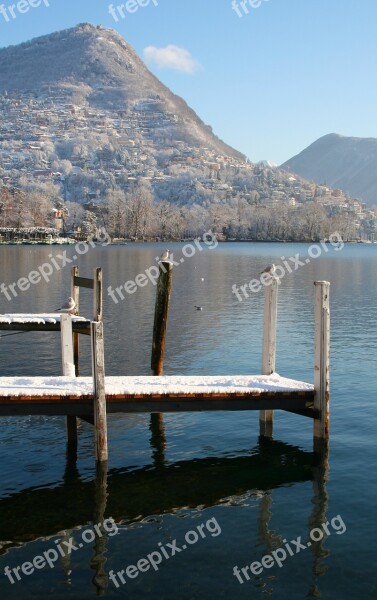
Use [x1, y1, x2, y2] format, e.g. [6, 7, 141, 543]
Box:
[0, 242, 376, 599]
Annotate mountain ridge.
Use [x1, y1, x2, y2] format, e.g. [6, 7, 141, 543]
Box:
[281, 133, 377, 205]
[0, 23, 244, 160]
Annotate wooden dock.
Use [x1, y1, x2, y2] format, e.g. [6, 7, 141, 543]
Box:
[0, 374, 315, 415]
[0, 265, 330, 462]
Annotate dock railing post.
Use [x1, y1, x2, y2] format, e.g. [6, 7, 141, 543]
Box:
[61, 313, 77, 447]
[61, 313, 75, 378]
[67, 266, 80, 448]
[151, 261, 173, 376]
[260, 276, 278, 438]
[91, 320, 108, 463]
[71, 266, 80, 375]
[93, 267, 103, 323]
[313, 281, 330, 451]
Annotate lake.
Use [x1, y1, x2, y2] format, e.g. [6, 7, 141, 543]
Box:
[0, 242, 376, 599]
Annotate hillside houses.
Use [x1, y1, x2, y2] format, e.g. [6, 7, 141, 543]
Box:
[0, 90, 376, 240]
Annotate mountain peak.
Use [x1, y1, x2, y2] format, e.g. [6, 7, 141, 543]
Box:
[282, 133, 377, 205]
[0, 24, 244, 159]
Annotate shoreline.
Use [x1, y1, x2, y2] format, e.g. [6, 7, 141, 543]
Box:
[0, 239, 374, 246]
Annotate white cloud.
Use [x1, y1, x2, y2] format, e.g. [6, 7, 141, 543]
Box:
[143, 45, 203, 74]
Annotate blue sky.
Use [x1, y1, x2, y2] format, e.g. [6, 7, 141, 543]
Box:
[0, 0, 376, 163]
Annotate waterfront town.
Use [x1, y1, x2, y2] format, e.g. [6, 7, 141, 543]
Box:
[0, 91, 375, 243]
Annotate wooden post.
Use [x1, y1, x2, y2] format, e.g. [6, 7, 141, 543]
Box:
[61, 312, 77, 447]
[313, 281, 330, 450]
[93, 267, 103, 322]
[150, 261, 172, 452]
[71, 266, 80, 375]
[151, 261, 173, 375]
[91, 321, 108, 462]
[260, 276, 278, 438]
[61, 314, 75, 377]
[67, 267, 80, 448]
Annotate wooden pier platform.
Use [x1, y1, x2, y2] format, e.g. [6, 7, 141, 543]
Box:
[0, 374, 315, 416]
[0, 314, 91, 334]
[0, 266, 330, 462]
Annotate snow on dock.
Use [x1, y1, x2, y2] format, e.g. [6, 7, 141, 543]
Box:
[0, 373, 314, 398]
[0, 314, 88, 325]
[0, 373, 315, 420]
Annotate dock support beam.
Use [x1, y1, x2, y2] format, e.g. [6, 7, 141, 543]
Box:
[260, 276, 278, 438]
[93, 267, 103, 322]
[71, 266, 80, 376]
[150, 260, 172, 457]
[151, 261, 173, 376]
[91, 321, 108, 463]
[61, 313, 77, 447]
[313, 281, 330, 451]
[61, 314, 75, 378]
[69, 267, 80, 447]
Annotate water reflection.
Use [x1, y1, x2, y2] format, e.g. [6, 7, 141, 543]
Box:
[149, 413, 166, 469]
[0, 243, 375, 598]
[91, 461, 109, 596]
[0, 438, 330, 598]
[307, 442, 330, 599]
[250, 441, 330, 598]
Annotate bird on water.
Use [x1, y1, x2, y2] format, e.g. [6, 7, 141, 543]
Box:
[55, 297, 76, 314]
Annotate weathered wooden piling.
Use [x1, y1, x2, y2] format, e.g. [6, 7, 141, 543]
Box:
[93, 267, 103, 322]
[150, 261, 172, 448]
[70, 265, 106, 461]
[313, 281, 330, 450]
[260, 276, 279, 437]
[67, 266, 103, 446]
[151, 261, 173, 376]
[60, 314, 75, 377]
[71, 266, 80, 376]
[61, 312, 77, 446]
[91, 320, 108, 463]
[67, 267, 80, 447]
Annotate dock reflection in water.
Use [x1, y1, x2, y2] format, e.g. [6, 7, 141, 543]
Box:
[0, 430, 329, 599]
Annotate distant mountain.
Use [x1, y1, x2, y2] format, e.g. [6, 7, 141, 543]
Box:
[281, 133, 377, 205]
[0, 23, 244, 160]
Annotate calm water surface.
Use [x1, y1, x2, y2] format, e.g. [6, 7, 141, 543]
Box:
[0, 242, 376, 599]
